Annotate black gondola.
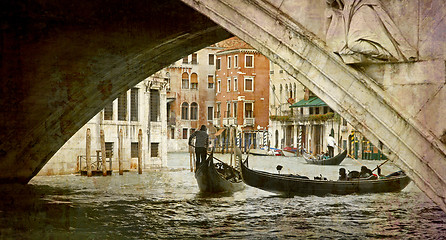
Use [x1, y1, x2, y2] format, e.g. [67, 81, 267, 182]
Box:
[239, 157, 411, 196]
[194, 151, 244, 193]
[303, 150, 347, 165]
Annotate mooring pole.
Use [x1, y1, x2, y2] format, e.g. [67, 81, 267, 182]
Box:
[230, 127, 233, 166]
[86, 128, 92, 177]
[138, 129, 143, 174]
[189, 145, 195, 172]
[100, 130, 107, 176]
[119, 128, 123, 175]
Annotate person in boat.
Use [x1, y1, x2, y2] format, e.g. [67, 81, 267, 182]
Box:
[359, 166, 373, 178]
[359, 166, 378, 180]
[347, 170, 360, 180]
[188, 125, 209, 169]
[323, 152, 330, 160]
[317, 151, 326, 160]
[327, 133, 336, 157]
[338, 168, 347, 181]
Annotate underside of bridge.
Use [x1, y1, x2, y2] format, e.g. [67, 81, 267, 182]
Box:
[0, 0, 231, 183]
[0, 0, 445, 212]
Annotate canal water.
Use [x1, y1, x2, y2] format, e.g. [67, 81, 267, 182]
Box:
[0, 153, 445, 239]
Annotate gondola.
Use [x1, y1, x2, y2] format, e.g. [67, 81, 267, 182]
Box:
[303, 150, 347, 165]
[194, 151, 244, 193]
[239, 157, 411, 196]
[250, 148, 283, 156]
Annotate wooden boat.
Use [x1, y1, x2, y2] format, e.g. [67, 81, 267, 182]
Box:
[283, 147, 297, 154]
[239, 157, 411, 196]
[250, 148, 283, 156]
[281, 149, 295, 157]
[304, 150, 347, 165]
[194, 151, 244, 193]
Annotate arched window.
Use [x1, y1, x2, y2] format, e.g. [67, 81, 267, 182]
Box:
[181, 102, 189, 120]
[190, 73, 198, 89]
[190, 102, 198, 120]
[182, 72, 189, 89]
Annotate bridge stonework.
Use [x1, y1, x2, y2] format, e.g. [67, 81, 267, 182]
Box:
[180, 0, 446, 211]
[0, 0, 445, 212]
[0, 0, 232, 182]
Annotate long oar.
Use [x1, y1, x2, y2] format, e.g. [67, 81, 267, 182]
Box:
[336, 145, 365, 167]
[371, 159, 390, 172]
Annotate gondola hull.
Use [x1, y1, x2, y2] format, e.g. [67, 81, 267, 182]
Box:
[304, 150, 347, 165]
[195, 154, 244, 193]
[240, 158, 411, 196]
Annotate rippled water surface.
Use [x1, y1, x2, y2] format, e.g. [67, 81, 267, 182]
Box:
[0, 153, 445, 239]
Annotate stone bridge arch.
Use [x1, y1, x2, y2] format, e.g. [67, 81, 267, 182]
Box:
[179, 0, 446, 212]
[0, 0, 231, 182]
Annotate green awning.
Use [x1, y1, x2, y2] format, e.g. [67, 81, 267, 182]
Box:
[290, 96, 327, 108]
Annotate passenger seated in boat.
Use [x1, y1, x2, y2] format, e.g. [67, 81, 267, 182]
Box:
[316, 152, 325, 160]
[359, 166, 378, 180]
[338, 168, 347, 181]
[322, 152, 330, 160]
[359, 166, 373, 178]
[224, 165, 235, 180]
[347, 170, 360, 180]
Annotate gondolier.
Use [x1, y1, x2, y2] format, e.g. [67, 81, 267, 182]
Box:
[327, 133, 336, 157]
[189, 125, 209, 169]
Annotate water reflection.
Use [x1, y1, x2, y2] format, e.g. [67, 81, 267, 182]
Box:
[0, 153, 444, 239]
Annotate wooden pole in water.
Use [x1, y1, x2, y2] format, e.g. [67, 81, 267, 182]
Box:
[119, 128, 123, 175]
[100, 130, 107, 176]
[86, 128, 92, 177]
[189, 145, 195, 172]
[138, 129, 143, 174]
[230, 127, 233, 167]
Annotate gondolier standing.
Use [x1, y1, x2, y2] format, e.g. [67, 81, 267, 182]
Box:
[327, 133, 336, 158]
[189, 125, 209, 169]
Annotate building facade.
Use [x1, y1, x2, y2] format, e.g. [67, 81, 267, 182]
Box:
[38, 78, 168, 175]
[163, 46, 222, 152]
[268, 61, 305, 150]
[213, 37, 270, 152]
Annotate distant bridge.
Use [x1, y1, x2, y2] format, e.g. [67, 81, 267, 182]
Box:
[0, 0, 445, 212]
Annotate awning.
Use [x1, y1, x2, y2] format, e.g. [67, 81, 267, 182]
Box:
[215, 128, 225, 136]
[208, 75, 214, 83]
[290, 96, 327, 108]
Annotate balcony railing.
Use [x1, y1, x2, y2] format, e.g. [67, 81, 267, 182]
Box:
[295, 112, 335, 122]
[244, 117, 255, 126]
[223, 117, 236, 126]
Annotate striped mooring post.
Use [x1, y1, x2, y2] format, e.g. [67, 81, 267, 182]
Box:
[298, 126, 302, 155]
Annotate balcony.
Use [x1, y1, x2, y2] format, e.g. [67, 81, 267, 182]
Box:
[295, 112, 335, 123]
[244, 117, 255, 126]
[223, 117, 236, 126]
[269, 115, 292, 122]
